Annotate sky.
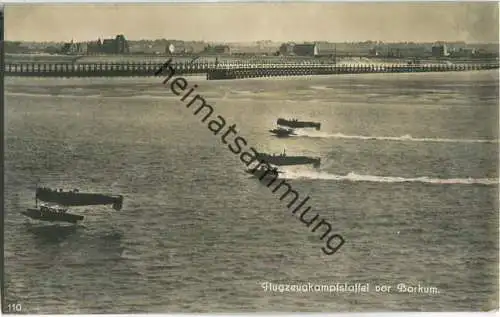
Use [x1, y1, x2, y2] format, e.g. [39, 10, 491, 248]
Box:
[4, 2, 499, 43]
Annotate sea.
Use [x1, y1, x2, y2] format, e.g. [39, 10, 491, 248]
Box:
[4, 70, 499, 313]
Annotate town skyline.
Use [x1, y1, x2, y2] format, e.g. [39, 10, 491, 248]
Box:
[6, 38, 500, 45]
[7, 38, 500, 47]
[5, 2, 499, 43]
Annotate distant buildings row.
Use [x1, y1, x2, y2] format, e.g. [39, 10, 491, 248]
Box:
[60, 36, 233, 56]
[164, 41, 330, 57]
[61, 35, 129, 55]
[279, 42, 492, 58]
[5, 35, 498, 59]
[165, 41, 496, 59]
[58, 35, 487, 59]
[166, 42, 231, 55]
[370, 43, 495, 59]
[371, 43, 473, 58]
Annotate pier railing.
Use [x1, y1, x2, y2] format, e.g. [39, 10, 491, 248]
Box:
[4, 61, 499, 80]
[206, 63, 499, 80]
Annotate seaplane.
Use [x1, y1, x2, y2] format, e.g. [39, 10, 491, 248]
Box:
[269, 127, 297, 138]
[21, 203, 84, 224]
[245, 149, 321, 182]
[255, 149, 321, 168]
[245, 165, 284, 182]
[21, 187, 125, 224]
[35, 187, 124, 210]
[277, 118, 321, 131]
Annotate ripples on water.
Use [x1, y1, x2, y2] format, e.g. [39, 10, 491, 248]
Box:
[4, 71, 499, 312]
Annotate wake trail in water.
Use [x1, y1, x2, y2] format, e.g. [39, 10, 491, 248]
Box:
[280, 170, 498, 186]
[293, 130, 499, 144]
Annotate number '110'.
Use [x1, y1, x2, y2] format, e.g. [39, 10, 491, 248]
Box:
[7, 304, 22, 312]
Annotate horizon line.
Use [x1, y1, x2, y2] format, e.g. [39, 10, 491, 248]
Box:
[6, 39, 500, 45]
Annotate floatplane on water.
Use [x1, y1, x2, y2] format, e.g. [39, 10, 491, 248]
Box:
[255, 149, 321, 168]
[245, 149, 320, 181]
[269, 118, 322, 138]
[22, 203, 84, 224]
[21, 187, 124, 224]
[35, 187, 124, 210]
[245, 165, 284, 182]
[276, 118, 321, 130]
[269, 127, 297, 138]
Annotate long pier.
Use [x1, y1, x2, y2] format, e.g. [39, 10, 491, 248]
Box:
[4, 61, 210, 77]
[4, 61, 499, 80]
[206, 63, 499, 80]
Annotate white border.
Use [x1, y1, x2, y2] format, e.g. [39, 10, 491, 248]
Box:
[2, 1, 499, 316]
[0, 0, 497, 3]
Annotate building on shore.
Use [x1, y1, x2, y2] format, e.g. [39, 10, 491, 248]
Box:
[449, 47, 477, 58]
[61, 40, 87, 55]
[293, 43, 318, 56]
[115, 35, 129, 54]
[279, 42, 318, 57]
[315, 42, 336, 57]
[165, 41, 202, 55]
[87, 39, 102, 54]
[101, 39, 116, 53]
[166, 41, 185, 55]
[432, 43, 449, 57]
[203, 44, 231, 55]
[61, 34, 129, 55]
[279, 42, 295, 55]
[166, 43, 176, 55]
[230, 42, 280, 56]
[369, 47, 380, 57]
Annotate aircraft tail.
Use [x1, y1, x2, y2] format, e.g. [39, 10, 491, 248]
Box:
[313, 158, 321, 168]
[112, 195, 124, 211]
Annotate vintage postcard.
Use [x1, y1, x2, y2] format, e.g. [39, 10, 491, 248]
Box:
[2, 2, 499, 313]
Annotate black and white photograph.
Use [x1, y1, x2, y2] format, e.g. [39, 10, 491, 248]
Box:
[2, 2, 499, 313]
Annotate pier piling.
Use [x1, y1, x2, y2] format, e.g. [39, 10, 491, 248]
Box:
[4, 60, 498, 79]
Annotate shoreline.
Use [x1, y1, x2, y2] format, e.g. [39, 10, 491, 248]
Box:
[6, 53, 498, 65]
